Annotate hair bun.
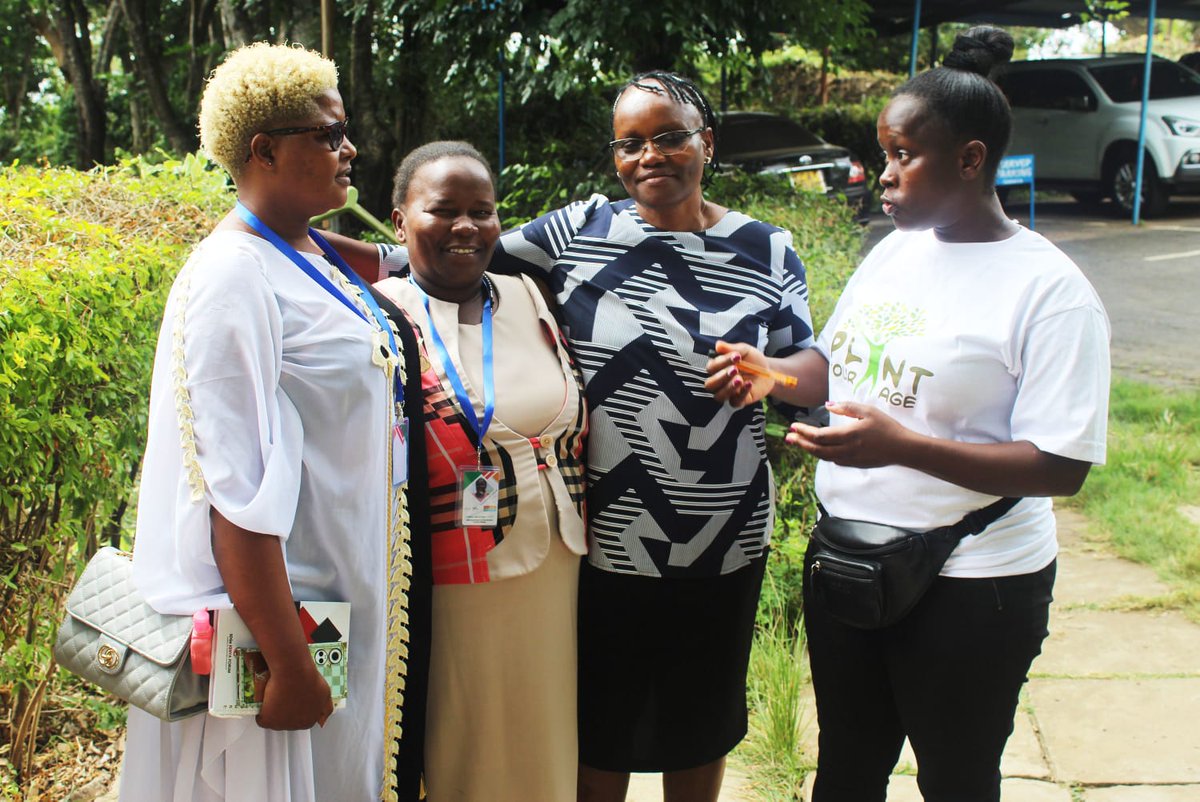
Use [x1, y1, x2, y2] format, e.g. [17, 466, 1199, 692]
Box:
[943, 25, 1015, 77]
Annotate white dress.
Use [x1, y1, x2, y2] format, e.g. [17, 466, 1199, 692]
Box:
[119, 231, 410, 801]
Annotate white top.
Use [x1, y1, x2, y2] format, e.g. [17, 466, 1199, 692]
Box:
[814, 226, 1110, 578]
[122, 231, 401, 801]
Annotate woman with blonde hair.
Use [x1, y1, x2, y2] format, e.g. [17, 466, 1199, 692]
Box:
[119, 42, 427, 801]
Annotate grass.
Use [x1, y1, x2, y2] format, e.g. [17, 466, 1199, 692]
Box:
[1060, 378, 1200, 618]
[735, 573, 815, 801]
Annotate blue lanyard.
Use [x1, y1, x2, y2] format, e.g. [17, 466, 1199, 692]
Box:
[234, 202, 403, 406]
[409, 276, 495, 450]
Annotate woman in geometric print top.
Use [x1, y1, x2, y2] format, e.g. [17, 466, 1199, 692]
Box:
[374, 141, 587, 801]
[364, 72, 816, 802]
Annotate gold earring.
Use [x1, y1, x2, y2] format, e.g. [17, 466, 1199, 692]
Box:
[704, 155, 712, 164]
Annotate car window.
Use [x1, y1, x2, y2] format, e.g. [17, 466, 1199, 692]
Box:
[996, 68, 1095, 110]
[996, 71, 1042, 108]
[719, 117, 823, 157]
[1089, 61, 1200, 102]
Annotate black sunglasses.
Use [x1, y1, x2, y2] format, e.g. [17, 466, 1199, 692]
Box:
[263, 117, 350, 152]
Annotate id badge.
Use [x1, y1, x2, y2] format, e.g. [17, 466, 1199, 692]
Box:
[458, 466, 499, 527]
[392, 419, 410, 486]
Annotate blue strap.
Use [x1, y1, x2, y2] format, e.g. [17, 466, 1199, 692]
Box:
[409, 276, 495, 450]
[234, 202, 403, 405]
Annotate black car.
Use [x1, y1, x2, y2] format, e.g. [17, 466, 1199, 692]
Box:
[716, 111, 871, 222]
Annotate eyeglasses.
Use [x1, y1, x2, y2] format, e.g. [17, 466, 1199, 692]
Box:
[263, 117, 350, 152]
[607, 127, 705, 162]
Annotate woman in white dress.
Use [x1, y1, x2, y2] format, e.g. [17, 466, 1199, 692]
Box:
[120, 42, 424, 801]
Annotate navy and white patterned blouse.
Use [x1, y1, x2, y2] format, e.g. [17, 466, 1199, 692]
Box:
[385, 195, 813, 578]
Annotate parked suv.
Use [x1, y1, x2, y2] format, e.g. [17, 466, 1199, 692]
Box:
[716, 111, 870, 222]
[994, 56, 1200, 216]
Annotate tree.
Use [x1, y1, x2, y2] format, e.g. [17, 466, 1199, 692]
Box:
[32, 0, 122, 167]
[3, 0, 873, 215]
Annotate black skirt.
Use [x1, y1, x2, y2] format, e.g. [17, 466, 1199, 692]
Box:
[577, 554, 767, 772]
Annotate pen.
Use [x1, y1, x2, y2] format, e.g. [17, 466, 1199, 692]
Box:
[734, 360, 798, 388]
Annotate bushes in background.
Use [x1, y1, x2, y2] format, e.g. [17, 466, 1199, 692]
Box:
[0, 155, 230, 790]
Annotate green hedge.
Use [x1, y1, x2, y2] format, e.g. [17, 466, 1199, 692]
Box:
[0, 155, 230, 788]
[796, 97, 889, 184]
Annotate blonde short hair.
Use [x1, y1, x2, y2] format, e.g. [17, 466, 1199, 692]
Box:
[199, 42, 339, 179]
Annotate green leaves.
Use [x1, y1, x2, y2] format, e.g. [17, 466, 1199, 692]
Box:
[0, 156, 229, 781]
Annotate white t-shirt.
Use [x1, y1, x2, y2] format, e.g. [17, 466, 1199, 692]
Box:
[814, 226, 1110, 578]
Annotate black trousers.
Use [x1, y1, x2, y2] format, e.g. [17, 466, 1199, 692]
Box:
[804, 543, 1055, 802]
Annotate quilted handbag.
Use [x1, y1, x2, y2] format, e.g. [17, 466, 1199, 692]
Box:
[53, 547, 208, 721]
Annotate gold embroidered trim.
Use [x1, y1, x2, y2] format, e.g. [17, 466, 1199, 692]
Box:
[333, 271, 413, 801]
[170, 262, 205, 503]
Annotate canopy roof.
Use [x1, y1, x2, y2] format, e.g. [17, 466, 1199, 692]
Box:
[869, 0, 1200, 35]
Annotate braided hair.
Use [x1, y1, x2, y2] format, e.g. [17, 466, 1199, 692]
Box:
[894, 26, 1015, 184]
[611, 71, 720, 183]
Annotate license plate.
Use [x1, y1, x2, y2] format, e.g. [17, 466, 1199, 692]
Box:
[789, 169, 826, 192]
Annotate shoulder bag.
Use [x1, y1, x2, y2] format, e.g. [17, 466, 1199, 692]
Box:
[53, 546, 208, 721]
[809, 497, 1020, 630]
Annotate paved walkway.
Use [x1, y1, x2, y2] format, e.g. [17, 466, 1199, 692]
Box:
[630, 509, 1200, 801]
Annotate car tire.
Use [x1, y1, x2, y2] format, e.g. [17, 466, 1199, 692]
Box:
[1109, 154, 1168, 218]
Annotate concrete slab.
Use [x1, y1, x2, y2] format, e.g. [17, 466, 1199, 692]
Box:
[1029, 678, 1200, 785]
[995, 778, 1073, 801]
[885, 774, 921, 802]
[881, 774, 1070, 801]
[1084, 785, 1200, 801]
[1054, 507, 1105, 550]
[1003, 705, 1052, 780]
[625, 766, 754, 801]
[1035, 608, 1200, 677]
[1053, 548, 1172, 607]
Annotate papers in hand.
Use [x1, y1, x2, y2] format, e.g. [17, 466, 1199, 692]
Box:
[207, 601, 350, 718]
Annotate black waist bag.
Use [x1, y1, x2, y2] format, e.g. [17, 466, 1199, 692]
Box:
[809, 497, 1019, 629]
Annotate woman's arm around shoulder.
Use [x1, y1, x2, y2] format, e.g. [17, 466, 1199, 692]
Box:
[320, 231, 388, 283]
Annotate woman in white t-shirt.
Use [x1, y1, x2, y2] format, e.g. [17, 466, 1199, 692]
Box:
[706, 26, 1110, 802]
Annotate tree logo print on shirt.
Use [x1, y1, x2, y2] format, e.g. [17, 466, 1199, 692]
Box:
[829, 302, 935, 409]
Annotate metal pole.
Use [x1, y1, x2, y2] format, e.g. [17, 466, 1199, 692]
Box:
[1029, 173, 1036, 231]
[321, 0, 333, 57]
[1132, 0, 1157, 225]
[910, 0, 923, 78]
[720, 62, 727, 113]
[498, 47, 506, 174]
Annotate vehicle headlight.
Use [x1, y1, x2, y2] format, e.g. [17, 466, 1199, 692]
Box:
[1164, 116, 1200, 137]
